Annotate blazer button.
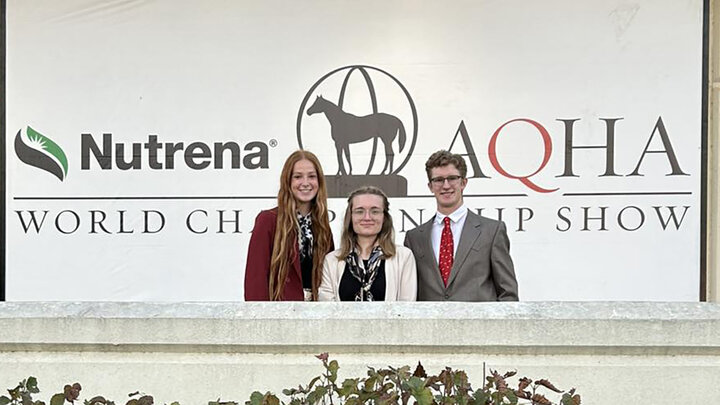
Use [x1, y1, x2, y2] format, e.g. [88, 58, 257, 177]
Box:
[444, 294, 449, 300]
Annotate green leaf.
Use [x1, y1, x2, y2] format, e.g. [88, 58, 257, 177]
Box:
[470, 390, 490, 405]
[248, 392, 264, 405]
[504, 390, 518, 405]
[327, 360, 339, 384]
[0, 396, 10, 405]
[27, 126, 69, 177]
[338, 379, 358, 397]
[26, 377, 40, 394]
[308, 386, 327, 404]
[406, 377, 425, 392]
[410, 388, 433, 405]
[363, 376, 377, 393]
[307, 377, 320, 390]
[50, 393, 66, 405]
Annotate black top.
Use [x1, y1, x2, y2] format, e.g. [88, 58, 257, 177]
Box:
[301, 254, 313, 289]
[339, 259, 386, 301]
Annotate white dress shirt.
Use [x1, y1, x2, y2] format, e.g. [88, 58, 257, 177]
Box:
[431, 204, 468, 264]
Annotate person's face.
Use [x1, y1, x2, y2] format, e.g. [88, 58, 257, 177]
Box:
[350, 194, 385, 238]
[428, 164, 467, 214]
[290, 159, 319, 205]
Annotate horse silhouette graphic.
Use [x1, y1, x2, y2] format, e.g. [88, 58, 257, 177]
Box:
[306, 95, 406, 175]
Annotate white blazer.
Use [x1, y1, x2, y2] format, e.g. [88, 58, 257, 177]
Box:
[319, 245, 417, 301]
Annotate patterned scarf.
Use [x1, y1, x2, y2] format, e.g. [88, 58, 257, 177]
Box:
[297, 212, 313, 260]
[344, 245, 384, 301]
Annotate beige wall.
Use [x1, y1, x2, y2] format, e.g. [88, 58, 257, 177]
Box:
[1, 302, 720, 405]
[708, 0, 720, 301]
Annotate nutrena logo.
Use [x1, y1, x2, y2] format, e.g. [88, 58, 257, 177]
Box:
[15, 126, 69, 181]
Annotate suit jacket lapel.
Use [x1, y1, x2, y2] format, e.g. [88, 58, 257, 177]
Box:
[447, 211, 482, 288]
[417, 217, 446, 289]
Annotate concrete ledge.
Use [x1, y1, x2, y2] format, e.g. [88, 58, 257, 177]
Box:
[0, 302, 719, 404]
[1, 301, 719, 349]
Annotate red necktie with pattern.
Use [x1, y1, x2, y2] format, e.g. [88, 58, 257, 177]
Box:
[439, 216, 454, 287]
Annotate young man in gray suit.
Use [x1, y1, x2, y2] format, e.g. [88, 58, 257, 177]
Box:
[403, 150, 519, 301]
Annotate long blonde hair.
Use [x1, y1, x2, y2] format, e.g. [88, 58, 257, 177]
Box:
[337, 186, 396, 260]
[268, 150, 332, 301]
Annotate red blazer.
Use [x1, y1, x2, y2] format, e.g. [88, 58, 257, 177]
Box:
[244, 208, 333, 301]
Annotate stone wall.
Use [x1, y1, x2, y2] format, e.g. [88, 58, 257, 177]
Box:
[1, 302, 719, 404]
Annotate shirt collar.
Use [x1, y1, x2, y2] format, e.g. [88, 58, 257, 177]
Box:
[434, 204, 468, 225]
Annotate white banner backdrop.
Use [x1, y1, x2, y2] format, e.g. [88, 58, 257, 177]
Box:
[5, 0, 703, 301]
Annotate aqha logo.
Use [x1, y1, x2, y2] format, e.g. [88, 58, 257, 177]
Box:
[297, 65, 418, 197]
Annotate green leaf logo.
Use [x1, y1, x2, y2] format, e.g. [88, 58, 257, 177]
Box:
[14, 126, 69, 181]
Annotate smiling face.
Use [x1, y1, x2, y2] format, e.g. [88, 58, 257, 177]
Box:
[290, 159, 319, 212]
[350, 193, 385, 239]
[428, 164, 467, 215]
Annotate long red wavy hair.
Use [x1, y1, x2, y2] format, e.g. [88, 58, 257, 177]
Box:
[268, 150, 332, 300]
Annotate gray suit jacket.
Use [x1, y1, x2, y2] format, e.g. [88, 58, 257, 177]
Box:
[403, 210, 519, 301]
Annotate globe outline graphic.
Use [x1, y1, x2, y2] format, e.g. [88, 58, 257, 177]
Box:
[296, 65, 418, 175]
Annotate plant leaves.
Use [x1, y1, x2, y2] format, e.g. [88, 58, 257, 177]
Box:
[412, 362, 427, 378]
[247, 391, 264, 405]
[64, 383, 82, 402]
[363, 376, 377, 393]
[410, 388, 433, 405]
[530, 393, 552, 405]
[490, 371, 507, 392]
[136, 395, 153, 405]
[471, 389, 489, 405]
[327, 360, 339, 384]
[21, 391, 33, 405]
[338, 379, 358, 397]
[517, 377, 532, 392]
[560, 390, 581, 405]
[514, 390, 531, 400]
[307, 377, 321, 390]
[26, 377, 40, 394]
[263, 393, 279, 405]
[0, 396, 10, 405]
[535, 380, 562, 393]
[50, 393, 66, 405]
[504, 390, 518, 405]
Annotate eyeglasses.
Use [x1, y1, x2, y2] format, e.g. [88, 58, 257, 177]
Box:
[351, 208, 384, 218]
[430, 175, 463, 187]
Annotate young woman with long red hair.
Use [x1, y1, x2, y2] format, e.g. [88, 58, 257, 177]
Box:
[244, 150, 334, 301]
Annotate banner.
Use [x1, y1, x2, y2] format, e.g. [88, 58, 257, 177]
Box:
[4, 0, 704, 300]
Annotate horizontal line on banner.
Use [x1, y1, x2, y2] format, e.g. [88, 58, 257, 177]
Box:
[407, 194, 528, 198]
[562, 191, 693, 196]
[13, 196, 278, 200]
[14, 193, 528, 200]
[13, 192, 689, 200]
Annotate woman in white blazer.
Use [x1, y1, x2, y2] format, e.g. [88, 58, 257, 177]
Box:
[319, 186, 417, 301]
